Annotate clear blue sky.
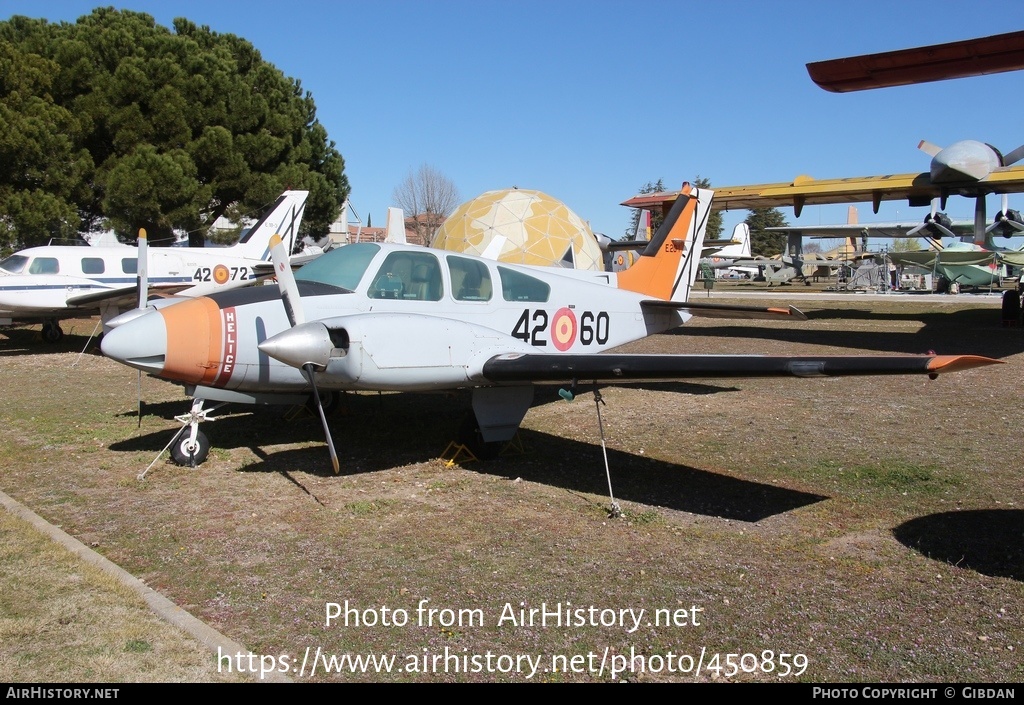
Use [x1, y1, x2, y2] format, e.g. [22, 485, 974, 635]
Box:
[4, 1, 1022, 242]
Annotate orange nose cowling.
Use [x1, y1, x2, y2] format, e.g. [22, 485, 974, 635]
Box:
[160, 297, 224, 386]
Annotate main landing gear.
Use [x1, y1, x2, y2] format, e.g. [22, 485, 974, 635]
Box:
[456, 413, 505, 461]
[41, 320, 63, 343]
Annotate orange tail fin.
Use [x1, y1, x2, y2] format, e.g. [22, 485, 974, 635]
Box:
[617, 183, 711, 302]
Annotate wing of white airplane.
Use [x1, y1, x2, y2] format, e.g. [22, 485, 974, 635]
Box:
[639, 299, 806, 320]
[64, 283, 194, 308]
[479, 352, 990, 383]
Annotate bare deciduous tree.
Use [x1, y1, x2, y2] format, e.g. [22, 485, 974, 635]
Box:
[392, 164, 461, 244]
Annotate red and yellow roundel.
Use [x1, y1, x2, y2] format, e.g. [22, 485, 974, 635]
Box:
[551, 307, 577, 351]
[213, 264, 230, 285]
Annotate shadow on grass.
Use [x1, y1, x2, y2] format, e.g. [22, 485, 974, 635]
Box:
[474, 429, 826, 522]
[110, 391, 826, 522]
[893, 510, 1024, 581]
[0, 325, 102, 356]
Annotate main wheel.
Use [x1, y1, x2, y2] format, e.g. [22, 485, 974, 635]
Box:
[170, 429, 210, 467]
[306, 390, 342, 416]
[41, 321, 64, 343]
[457, 414, 504, 461]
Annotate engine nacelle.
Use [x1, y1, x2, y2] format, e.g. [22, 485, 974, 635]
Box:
[264, 312, 534, 391]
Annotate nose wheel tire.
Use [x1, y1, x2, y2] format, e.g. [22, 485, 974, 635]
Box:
[170, 430, 210, 467]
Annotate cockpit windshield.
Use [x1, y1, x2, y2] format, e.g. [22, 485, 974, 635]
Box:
[295, 243, 380, 293]
[0, 255, 28, 274]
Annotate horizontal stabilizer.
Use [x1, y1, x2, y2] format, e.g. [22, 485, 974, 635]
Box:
[641, 299, 807, 320]
[604, 239, 649, 251]
[482, 353, 1001, 384]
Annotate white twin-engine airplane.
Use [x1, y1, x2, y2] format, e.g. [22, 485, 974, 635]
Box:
[0, 190, 308, 342]
[101, 184, 999, 471]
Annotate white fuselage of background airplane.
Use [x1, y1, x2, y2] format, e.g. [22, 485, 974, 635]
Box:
[0, 189, 309, 325]
[0, 245, 262, 318]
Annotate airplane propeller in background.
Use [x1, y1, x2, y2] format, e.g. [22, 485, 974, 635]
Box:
[267, 234, 341, 474]
[986, 194, 1024, 238]
[907, 199, 957, 240]
[1001, 144, 1024, 169]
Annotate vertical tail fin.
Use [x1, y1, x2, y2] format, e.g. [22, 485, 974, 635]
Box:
[617, 183, 712, 302]
[229, 190, 309, 260]
[846, 205, 860, 256]
[734, 222, 751, 257]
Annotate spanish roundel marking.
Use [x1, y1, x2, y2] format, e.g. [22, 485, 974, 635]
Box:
[551, 307, 577, 351]
[213, 264, 230, 285]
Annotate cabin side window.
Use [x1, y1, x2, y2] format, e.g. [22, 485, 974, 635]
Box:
[368, 252, 443, 301]
[498, 266, 550, 302]
[28, 257, 59, 274]
[81, 257, 105, 274]
[447, 256, 492, 302]
[121, 258, 138, 274]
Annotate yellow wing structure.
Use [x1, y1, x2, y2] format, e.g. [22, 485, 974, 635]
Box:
[623, 167, 1024, 218]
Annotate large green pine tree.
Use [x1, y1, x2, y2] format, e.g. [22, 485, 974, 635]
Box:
[745, 207, 789, 256]
[0, 9, 349, 249]
[693, 175, 722, 241]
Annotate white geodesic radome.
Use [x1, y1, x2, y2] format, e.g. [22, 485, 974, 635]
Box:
[430, 188, 604, 271]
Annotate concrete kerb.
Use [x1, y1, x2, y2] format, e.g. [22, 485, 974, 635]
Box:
[0, 489, 290, 683]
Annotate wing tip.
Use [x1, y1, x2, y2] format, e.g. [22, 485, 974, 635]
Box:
[926, 355, 1003, 375]
[766, 305, 808, 321]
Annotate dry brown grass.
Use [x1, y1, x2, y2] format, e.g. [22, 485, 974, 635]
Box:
[0, 299, 1020, 682]
[0, 505, 245, 682]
